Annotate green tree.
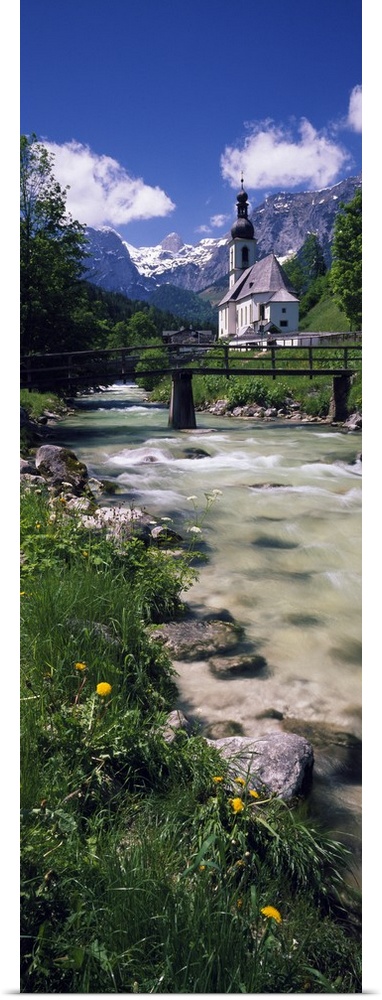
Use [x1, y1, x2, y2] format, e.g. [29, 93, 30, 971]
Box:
[330, 190, 362, 330]
[299, 233, 327, 284]
[282, 256, 306, 296]
[20, 134, 88, 353]
[284, 234, 327, 298]
[126, 311, 159, 344]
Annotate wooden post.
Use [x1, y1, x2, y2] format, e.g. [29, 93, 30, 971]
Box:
[168, 370, 197, 429]
[329, 375, 351, 422]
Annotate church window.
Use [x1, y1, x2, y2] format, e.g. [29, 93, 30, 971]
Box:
[241, 246, 249, 267]
[280, 320, 288, 327]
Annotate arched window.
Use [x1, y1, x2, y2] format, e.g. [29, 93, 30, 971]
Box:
[241, 246, 249, 267]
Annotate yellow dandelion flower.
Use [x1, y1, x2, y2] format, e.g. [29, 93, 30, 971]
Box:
[82, 550, 88, 558]
[35, 523, 41, 529]
[75, 661, 87, 671]
[213, 776, 223, 783]
[234, 777, 245, 786]
[59, 497, 66, 503]
[96, 682, 112, 697]
[199, 864, 206, 871]
[249, 789, 260, 798]
[261, 905, 282, 923]
[237, 898, 243, 908]
[229, 797, 245, 813]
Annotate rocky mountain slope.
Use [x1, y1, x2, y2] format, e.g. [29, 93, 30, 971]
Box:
[83, 175, 361, 307]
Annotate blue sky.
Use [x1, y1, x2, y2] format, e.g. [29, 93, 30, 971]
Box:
[20, 0, 362, 248]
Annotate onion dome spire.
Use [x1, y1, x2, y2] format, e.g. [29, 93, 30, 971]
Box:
[231, 176, 254, 240]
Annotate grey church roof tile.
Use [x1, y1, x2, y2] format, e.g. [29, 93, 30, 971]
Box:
[218, 254, 297, 306]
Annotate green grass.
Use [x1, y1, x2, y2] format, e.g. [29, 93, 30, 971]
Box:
[20, 389, 67, 421]
[299, 295, 352, 333]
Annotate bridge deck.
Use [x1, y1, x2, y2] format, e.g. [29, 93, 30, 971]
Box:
[20, 342, 361, 391]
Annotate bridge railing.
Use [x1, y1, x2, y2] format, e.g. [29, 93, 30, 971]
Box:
[20, 341, 362, 390]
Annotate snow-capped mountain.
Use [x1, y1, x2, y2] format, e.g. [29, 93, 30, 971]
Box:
[83, 175, 361, 304]
[124, 233, 228, 286]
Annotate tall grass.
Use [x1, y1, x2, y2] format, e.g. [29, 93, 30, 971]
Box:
[20, 481, 361, 992]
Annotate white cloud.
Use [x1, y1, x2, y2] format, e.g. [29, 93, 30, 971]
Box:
[347, 85, 362, 133]
[196, 212, 230, 236]
[221, 118, 352, 191]
[43, 140, 175, 226]
[210, 213, 230, 228]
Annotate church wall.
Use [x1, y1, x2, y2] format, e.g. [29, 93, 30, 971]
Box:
[270, 301, 299, 332]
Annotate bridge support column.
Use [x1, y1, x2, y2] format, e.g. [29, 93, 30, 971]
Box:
[329, 375, 351, 422]
[168, 370, 197, 429]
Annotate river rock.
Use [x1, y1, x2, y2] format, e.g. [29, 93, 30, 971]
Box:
[281, 718, 361, 784]
[149, 618, 244, 661]
[209, 653, 268, 678]
[162, 710, 192, 743]
[203, 720, 245, 739]
[20, 458, 39, 475]
[343, 411, 362, 431]
[248, 482, 291, 490]
[180, 447, 211, 459]
[35, 445, 88, 494]
[206, 733, 314, 801]
[150, 525, 183, 546]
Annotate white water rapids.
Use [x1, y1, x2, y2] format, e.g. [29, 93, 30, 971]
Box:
[54, 383, 362, 879]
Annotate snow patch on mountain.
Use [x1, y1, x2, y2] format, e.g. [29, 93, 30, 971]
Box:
[125, 233, 228, 280]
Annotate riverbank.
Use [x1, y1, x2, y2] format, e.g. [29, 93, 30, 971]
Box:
[20, 443, 362, 992]
[20, 387, 362, 457]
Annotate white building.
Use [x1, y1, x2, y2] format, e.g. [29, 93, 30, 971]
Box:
[218, 181, 299, 345]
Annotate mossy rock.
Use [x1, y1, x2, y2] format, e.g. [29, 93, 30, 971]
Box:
[209, 653, 268, 678]
[149, 618, 244, 661]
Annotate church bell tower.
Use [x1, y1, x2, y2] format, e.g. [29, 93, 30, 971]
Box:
[229, 178, 256, 288]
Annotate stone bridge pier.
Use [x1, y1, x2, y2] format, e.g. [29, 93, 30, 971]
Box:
[168, 370, 197, 429]
[329, 374, 352, 422]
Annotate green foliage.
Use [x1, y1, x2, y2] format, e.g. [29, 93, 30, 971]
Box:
[135, 341, 170, 391]
[284, 235, 327, 297]
[150, 342, 361, 417]
[298, 233, 327, 285]
[20, 390, 67, 420]
[299, 274, 331, 322]
[330, 190, 362, 330]
[20, 134, 89, 354]
[299, 290, 351, 332]
[150, 282, 218, 330]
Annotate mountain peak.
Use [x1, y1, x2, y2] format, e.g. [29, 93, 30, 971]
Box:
[161, 232, 185, 253]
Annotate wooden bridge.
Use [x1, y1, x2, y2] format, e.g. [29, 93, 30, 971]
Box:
[20, 341, 361, 428]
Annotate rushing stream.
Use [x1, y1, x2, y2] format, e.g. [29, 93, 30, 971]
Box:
[53, 382, 362, 882]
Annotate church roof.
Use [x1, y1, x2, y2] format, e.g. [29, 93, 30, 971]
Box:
[218, 254, 298, 306]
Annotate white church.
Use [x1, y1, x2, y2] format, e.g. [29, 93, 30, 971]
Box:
[218, 180, 299, 344]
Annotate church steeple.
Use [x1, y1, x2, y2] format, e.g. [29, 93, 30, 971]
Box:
[228, 177, 256, 287]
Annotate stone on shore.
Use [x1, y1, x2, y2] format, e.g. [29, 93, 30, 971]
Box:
[206, 733, 314, 801]
[35, 444, 88, 495]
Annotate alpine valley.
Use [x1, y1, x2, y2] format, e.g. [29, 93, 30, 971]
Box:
[83, 174, 361, 322]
